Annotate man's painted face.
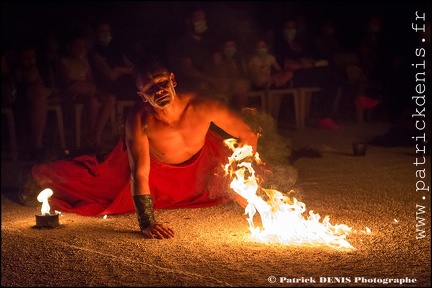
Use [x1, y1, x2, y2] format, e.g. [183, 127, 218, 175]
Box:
[137, 71, 176, 109]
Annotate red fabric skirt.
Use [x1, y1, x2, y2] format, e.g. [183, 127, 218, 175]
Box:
[31, 130, 234, 216]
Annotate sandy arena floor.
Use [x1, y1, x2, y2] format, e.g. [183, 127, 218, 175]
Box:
[1, 119, 431, 287]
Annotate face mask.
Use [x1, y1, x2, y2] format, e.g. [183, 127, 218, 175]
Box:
[99, 32, 113, 45]
[223, 47, 237, 58]
[257, 48, 268, 55]
[193, 21, 208, 34]
[284, 29, 296, 41]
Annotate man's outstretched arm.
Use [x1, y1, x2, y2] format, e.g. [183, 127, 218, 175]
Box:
[125, 111, 174, 239]
[209, 99, 259, 154]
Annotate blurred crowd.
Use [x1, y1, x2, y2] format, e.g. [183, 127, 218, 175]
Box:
[2, 1, 430, 161]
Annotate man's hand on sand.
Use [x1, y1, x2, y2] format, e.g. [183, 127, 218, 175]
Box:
[141, 223, 175, 239]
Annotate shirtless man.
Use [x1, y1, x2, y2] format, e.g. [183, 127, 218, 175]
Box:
[126, 59, 258, 239]
[20, 59, 258, 240]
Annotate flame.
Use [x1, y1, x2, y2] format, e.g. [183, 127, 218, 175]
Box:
[224, 139, 354, 249]
[37, 188, 53, 216]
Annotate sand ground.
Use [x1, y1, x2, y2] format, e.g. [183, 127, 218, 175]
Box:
[1, 117, 431, 287]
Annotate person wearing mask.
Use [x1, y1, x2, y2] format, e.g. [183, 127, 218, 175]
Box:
[89, 19, 136, 102]
[214, 36, 251, 110]
[60, 33, 116, 151]
[274, 19, 344, 130]
[166, 7, 225, 97]
[13, 44, 49, 160]
[248, 39, 293, 90]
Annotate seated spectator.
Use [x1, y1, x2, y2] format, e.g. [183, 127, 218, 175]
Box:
[37, 32, 64, 102]
[13, 44, 50, 159]
[274, 18, 344, 130]
[89, 19, 136, 102]
[247, 39, 293, 90]
[233, 15, 265, 62]
[313, 20, 343, 66]
[213, 36, 251, 110]
[352, 14, 386, 121]
[60, 33, 116, 152]
[166, 7, 225, 98]
[1, 51, 17, 108]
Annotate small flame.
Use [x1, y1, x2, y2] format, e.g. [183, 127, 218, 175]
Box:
[224, 139, 354, 249]
[37, 188, 53, 216]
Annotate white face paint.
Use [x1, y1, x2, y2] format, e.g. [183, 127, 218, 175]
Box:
[138, 72, 176, 109]
[145, 85, 175, 109]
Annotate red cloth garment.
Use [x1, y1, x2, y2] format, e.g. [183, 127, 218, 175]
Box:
[31, 130, 234, 216]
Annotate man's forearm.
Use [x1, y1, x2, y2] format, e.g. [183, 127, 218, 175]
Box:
[130, 172, 156, 231]
[132, 194, 156, 231]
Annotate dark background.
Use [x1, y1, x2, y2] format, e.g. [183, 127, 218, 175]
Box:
[1, 1, 430, 122]
[2, 1, 429, 53]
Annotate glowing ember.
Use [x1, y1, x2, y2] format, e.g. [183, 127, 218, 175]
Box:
[223, 139, 354, 249]
[37, 188, 53, 216]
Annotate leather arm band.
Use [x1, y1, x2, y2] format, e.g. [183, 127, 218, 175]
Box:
[132, 194, 157, 231]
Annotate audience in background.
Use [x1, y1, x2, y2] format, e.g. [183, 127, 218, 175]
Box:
[313, 20, 343, 66]
[233, 16, 264, 62]
[166, 7, 225, 98]
[213, 36, 251, 110]
[1, 51, 16, 109]
[89, 19, 136, 102]
[273, 18, 344, 130]
[1, 3, 422, 164]
[348, 14, 388, 122]
[13, 44, 49, 159]
[248, 39, 293, 90]
[37, 33, 64, 101]
[59, 33, 116, 152]
[356, 15, 386, 86]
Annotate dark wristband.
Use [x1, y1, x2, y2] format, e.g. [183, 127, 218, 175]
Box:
[132, 194, 157, 231]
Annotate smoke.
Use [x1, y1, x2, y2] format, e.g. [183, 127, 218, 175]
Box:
[240, 108, 299, 196]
